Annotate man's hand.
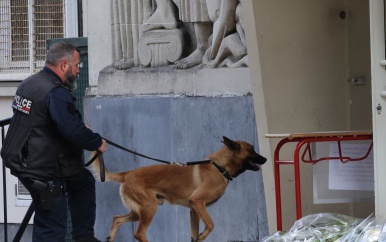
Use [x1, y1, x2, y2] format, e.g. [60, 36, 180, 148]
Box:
[97, 139, 107, 153]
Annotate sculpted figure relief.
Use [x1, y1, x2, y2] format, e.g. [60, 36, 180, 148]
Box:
[111, 0, 247, 69]
[111, 0, 152, 69]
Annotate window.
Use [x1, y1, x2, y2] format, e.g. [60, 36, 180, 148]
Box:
[16, 179, 32, 207]
[0, 0, 66, 80]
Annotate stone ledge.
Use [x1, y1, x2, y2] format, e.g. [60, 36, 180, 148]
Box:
[0, 82, 20, 97]
[96, 66, 252, 97]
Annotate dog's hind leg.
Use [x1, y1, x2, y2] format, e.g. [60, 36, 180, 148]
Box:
[134, 202, 157, 242]
[106, 211, 139, 242]
[190, 209, 200, 242]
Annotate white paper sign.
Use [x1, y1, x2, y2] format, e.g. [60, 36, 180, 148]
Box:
[328, 143, 374, 191]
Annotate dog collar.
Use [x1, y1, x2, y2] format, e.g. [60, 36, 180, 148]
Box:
[212, 162, 233, 181]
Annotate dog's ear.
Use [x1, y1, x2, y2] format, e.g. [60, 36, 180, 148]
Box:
[222, 136, 241, 150]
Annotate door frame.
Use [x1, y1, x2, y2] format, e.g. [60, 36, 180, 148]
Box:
[370, 0, 386, 218]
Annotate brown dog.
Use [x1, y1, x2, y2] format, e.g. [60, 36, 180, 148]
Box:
[91, 136, 266, 242]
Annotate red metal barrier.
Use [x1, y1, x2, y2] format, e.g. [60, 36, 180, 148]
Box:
[266, 131, 373, 231]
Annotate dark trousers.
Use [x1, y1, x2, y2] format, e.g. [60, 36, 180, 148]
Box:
[19, 168, 96, 242]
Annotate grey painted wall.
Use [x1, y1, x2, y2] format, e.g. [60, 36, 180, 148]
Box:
[0, 224, 33, 242]
[84, 95, 268, 242]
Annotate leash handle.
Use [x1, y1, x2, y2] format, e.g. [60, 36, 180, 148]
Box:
[84, 153, 98, 167]
[99, 152, 105, 182]
[84, 152, 106, 182]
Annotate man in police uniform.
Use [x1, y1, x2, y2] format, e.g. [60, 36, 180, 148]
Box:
[1, 42, 107, 242]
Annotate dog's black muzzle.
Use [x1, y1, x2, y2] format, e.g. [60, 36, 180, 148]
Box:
[245, 153, 267, 171]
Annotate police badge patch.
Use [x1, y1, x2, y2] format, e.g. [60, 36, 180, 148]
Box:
[12, 94, 33, 115]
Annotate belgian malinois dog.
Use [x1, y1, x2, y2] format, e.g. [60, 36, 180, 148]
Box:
[91, 136, 266, 242]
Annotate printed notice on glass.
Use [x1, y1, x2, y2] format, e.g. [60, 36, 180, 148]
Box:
[328, 143, 374, 191]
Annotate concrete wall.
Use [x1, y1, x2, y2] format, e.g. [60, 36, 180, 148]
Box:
[87, 0, 112, 93]
[84, 95, 268, 241]
[348, 1, 372, 130]
[245, 0, 373, 232]
[347, 0, 374, 218]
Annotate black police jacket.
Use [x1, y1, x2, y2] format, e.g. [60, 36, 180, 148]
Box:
[1, 68, 101, 180]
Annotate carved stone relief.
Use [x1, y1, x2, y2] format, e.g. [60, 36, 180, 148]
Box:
[111, 0, 247, 69]
[138, 29, 184, 67]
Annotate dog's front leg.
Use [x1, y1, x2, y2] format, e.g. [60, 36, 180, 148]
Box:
[190, 201, 214, 242]
[190, 209, 200, 241]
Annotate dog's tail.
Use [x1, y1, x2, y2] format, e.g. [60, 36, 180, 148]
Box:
[89, 151, 125, 183]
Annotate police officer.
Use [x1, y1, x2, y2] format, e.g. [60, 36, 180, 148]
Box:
[1, 42, 107, 242]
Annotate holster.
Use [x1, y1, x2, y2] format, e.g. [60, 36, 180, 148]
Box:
[31, 180, 64, 211]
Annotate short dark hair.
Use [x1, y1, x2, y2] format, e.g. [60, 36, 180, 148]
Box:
[45, 42, 80, 66]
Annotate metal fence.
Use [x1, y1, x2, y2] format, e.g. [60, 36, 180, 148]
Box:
[1, 117, 11, 242]
[0, 0, 65, 75]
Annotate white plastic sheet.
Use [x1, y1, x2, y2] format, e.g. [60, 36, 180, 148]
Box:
[263, 213, 386, 242]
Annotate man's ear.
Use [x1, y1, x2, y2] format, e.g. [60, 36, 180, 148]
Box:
[221, 136, 241, 150]
[60, 60, 67, 72]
